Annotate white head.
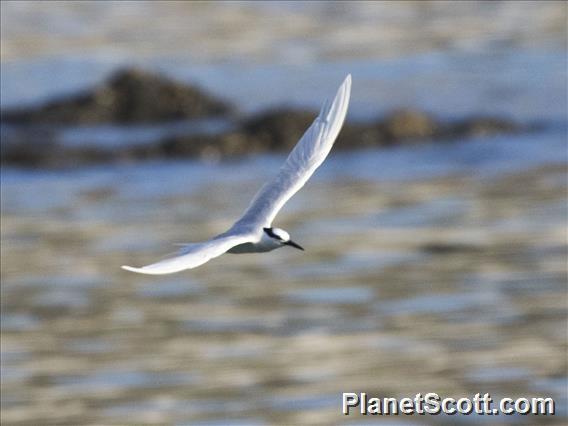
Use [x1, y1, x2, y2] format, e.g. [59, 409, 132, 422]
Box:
[263, 227, 304, 251]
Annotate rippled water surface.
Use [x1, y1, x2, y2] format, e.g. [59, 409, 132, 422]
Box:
[1, 2, 567, 425]
[2, 135, 566, 424]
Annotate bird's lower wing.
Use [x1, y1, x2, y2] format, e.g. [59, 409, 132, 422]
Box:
[121, 234, 255, 275]
[232, 74, 351, 230]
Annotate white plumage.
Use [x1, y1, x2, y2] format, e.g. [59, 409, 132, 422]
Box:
[122, 74, 351, 275]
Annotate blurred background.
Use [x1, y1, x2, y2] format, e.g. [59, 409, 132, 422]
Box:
[1, 1, 566, 425]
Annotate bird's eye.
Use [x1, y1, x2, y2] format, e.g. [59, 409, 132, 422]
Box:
[264, 227, 286, 241]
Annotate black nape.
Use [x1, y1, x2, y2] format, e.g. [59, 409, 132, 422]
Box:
[263, 227, 282, 240]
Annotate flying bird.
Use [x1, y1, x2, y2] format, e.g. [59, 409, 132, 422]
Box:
[122, 75, 351, 275]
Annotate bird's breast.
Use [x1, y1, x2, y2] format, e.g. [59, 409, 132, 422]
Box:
[227, 241, 277, 254]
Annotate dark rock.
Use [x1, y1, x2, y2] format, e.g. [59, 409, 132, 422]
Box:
[420, 242, 484, 255]
[0, 68, 529, 169]
[238, 108, 522, 153]
[160, 134, 221, 160]
[381, 109, 439, 142]
[450, 116, 522, 138]
[1, 127, 58, 167]
[1, 68, 234, 125]
[333, 110, 440, 149]
[2, 139, 113, 168]
[1, 126, 116, 168]
[2, 139, 58, 168]
[241, 108, 391, 151]
[242, 108, 317, 151]
[159, 132, 255, 162]
[335, 123, 386, 149]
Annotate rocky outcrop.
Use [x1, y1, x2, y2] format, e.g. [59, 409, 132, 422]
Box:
[1, 109, 526, 168]
[1, 68, 233, 125]
[1, 69, 528, 168]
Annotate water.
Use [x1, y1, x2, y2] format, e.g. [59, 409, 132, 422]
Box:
[2, 50, 566, 122]
[2, 144, 566, 424]
[1, 2, 567, 425]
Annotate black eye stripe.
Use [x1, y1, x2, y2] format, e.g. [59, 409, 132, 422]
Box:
[263, 227, 283, 240]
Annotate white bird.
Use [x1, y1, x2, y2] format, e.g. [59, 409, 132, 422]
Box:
[122, 74, 351, 275]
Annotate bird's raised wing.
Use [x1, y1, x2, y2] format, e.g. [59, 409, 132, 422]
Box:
[232, 74, 351, 230]
[121, 233, 256, 275]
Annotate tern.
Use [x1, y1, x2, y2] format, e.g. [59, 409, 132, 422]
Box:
[122, 74, 351, 275]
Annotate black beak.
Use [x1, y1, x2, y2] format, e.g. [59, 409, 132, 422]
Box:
[285, 240, 304, 251]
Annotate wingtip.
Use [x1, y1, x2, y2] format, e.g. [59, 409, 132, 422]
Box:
[339, 74, 352, 96]
[122, 265, 136, 271]
[319, 74, 352, 121]
[122, 265, 146, 273]
[121, 258, 192, 275]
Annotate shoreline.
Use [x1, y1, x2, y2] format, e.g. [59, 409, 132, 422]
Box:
[1, 68, 531, 169]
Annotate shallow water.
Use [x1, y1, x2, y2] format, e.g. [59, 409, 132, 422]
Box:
[1, 2, 568, 425]
[2, 131, 567, 424]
